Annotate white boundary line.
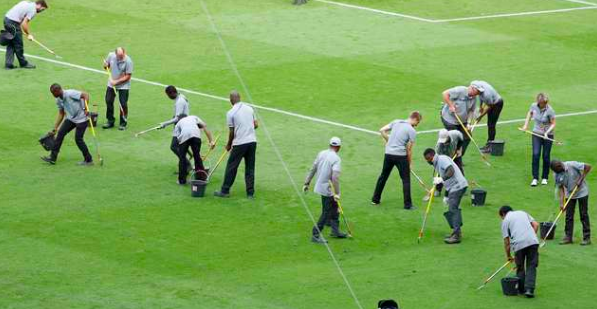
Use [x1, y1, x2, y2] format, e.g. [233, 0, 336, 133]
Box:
[313, 0, 435, 22]
[561, 0, 597, 6]
[433, 6, 597, 23]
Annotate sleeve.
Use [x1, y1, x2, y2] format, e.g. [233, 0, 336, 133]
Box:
[409, 128, 416, 143]
[196, 117, 206, 129]
[548, 108, 556, 120]
[125, 58, 134, 74]
[528, 103, 535, 116]
[527, 213, 536, 223]
[226, 111, 234, 128]
[56, 99, 64, 111]
[68, 90, 83, 101]
[26, 8, 36, 20]
[571, 161, 586, 172]
[501, 221, 510, 239]
[174, 122, 182, 138]
[332, 158, 342, 173]
[175, 101, 186, 117]
[304, 154, 320, 185]
[107, 53, 115, 65]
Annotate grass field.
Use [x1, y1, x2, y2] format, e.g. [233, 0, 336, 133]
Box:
[1, 0, 597, 308]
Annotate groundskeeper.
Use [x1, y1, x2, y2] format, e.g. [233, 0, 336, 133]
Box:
[551, 160, 592, 245]
[3, 0, 48, 69]
[41, 83, 93, 165]
[441, 85, 476, 155]
[214, 91, 258, 199]
[428, 129, 464, 201]
[499, 205, 539, 298]
[522, 93, 556, 187]
[469, 81, 503, 153]
[173, 115, 215, 185]
[159, 86, 190, 169]
[102, 47, 133, 130]
[424, 148, 468, 244]
[371, 111, 422, 210]
[292, 0, 308, 4]
[303, 137, 348, 244]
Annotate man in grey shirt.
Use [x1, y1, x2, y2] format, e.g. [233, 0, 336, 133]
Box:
[159, 86, 191, 169]
[431, 129, 465, 200]
[371, 111, 422, 210]
[424, 148, 468, 244]
[173, 115, 215, 185]
[469, 81, 504, 152]
[441, 86, 476, 155]
[214, 91, 258, 199]
[3, 0, 48, 69]
[41, 83, 93, 165]
[102, 47, 133, 130]
[551, 160, 592, 245]
[499, 205, 539, 298]
[303, 137, 347, 244]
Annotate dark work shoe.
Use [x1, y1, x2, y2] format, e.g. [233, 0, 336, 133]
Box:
[5, 64, 16, 70]
[524, 289, 535, 298]
[77, 161, 94, 166]
[177, 180, 187, 185]
[118, 125, 126, 131]
[444, 234, 461, 244]
[41, 156, 56, 165]
[214, 191, 230, 198]
[311, 235, 328, 244]
[247, 194, 255, 200]
[404, 206, 417, 211]
[581, 239, 592, 246]
[330, 232, 348, 239]
[559, 237, 573, 245]
[21, 63, 36, 69]
[371, 201, 380, 206]
[102, 123, 115, 129]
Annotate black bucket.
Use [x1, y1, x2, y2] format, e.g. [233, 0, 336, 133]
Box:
[501, 277, 519, 296]
[489, 140, 505, 156]
[191, 179, 208, 198]
[90, 112, 98, 127]
[0, 30, 14, 47]
[471, 188, 487, 206]
[540, 222, 557, 240]
[378, 299, 399, 309]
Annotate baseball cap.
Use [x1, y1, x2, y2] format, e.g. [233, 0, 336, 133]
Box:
[438, 129, 449, 143]
[330, 137, 342, 146]
[470, 82, 485, 93]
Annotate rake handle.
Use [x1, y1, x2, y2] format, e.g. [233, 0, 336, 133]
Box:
[454, 113, 491, 166]
[540, 185, 580, 246]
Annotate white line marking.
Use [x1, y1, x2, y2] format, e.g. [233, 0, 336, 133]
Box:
[433, 6, 597, 23]
[313, 0, 435, 22]
[561, 0, 597, 6]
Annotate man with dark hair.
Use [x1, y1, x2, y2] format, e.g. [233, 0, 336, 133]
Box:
[427, 129, 464, 202]
[550, 160, 592, 245]
[424, 148, 468, 244]
[372, 111, 422, 210]
[159, 85, 190, 169]
[102, 47, 133, 130]
[214, 91, 258, 199]
[499, 205, 540, 298]
[3, 0, 48, 69]
[41, 83, 93, 165]
[468, 81, 503, 153]
[173, 115, 215, 185]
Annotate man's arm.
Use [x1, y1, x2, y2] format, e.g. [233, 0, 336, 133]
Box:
[303, 158, 319, 192]
[442, 90, 456, 113]
[559, 185, 566, 210]
[331, 170, 341, 198]
[406, 142, 414, 166]
[201, 124, 215, 149]
[531, 221, 539, 233]
[503, 237, 513, 261]
[379, 124, 390, 143]
[21, 18, 32, 39]
[577, 164, 592, 186]
[111, 73, 132, 87]
[476, 103, 491, 122]
[225, 127, 234, 151]
[443, 165, 455, 180]
[52, 110, 65, 133]
[254, 119, 259, 129]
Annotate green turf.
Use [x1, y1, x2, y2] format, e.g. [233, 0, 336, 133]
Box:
[1, 0, 596, 308]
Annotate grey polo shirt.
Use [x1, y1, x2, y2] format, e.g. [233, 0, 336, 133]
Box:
[385, 120, 416, 156]
[56, 90, 88, 124]
[501, 210, 539, 253]
[471, 80, 502, 105]
[435, 130, 463, 158]
[5, 1, 36, 23]
[442, 86, 476, 125]
[529, 103, 556, 135]
[555, 161, 589, 199]
[311, 149, 341, 197]
[171, 94, 190, 136]
[227, 103, 257, 146]
[106, 52, 134, 90]
[433, 154, 468, 192]
[174, 116, 205, 144]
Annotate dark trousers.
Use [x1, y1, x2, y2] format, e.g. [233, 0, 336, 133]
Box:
[442, 118, 471, 156]
[171, 136, 190, 169]
[486, 99, 504, 142]
[221, 142, 257, 195]
[4, 18, 27, 67]
[531, 134, 553, 180]
[436, 156, 464, 195]
[372, 154, 412, 208]
[178, 137, 206, 183]
[105, 87, 129, 126]
[313, 196, 340, 237]
[565, 195, 591, 240]
[443, 187, 466, 234]
[515, 244, 539, 292]
[51, 119, 92, 162]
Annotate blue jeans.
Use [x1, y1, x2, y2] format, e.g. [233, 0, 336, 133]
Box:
[531, 134, 553, 180]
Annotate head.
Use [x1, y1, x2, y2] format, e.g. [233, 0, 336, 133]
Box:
[49, 83, 63, 98]
[35, 1, 48, 13]
[437, 129, 449, 144]
[229, 90, 241, 105]
[468, 83, 484, 97]
[423, 148, 436, 165]
[499, 205, 513, 219]
[115, 47, 126, 61]
[536, 93, 549, 108]
[550, 160, 565, 173]
[165, 85, 178, 100]
[329, 137, 342, 152]
[408, 111, 422, 127]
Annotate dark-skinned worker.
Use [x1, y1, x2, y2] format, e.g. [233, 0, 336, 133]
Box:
[424, 129, 464, 202]
[158, 85, 190, 170]
[3, 0, 48, 69]
[102, 47, 133, 130]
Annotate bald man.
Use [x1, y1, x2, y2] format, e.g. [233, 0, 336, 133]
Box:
[102, 47, 133, 130]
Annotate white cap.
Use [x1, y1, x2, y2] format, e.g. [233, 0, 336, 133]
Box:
[438, 129, 449, 143]
[470, 82, 485, 93]
[330, 137, 342, 147]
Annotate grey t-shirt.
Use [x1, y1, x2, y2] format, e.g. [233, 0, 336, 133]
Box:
[555, 161, 589, 199]
[171, 94, 190, 136]
[442, 86, 476, 125]
[227, 103, 257, 146]
[56, 90, 88, 124]
[471, 80, 502, 105]
[435, 130, 463, 158]
[106, 52, 134, 90]
[529, 103, 556, 135]
[311, 149, 342, 197]
[501, 210, 539, 253]
[385, 120, 416, 156]
[174, 116, 205, 144]
[433, 154, 468, 192]
[5, 1, 36, 23]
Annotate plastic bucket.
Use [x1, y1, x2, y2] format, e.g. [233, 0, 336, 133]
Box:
[378, 299, 399, 309]
[501, 277, 519, 296]
[471, 188, 487, 206]
[489, 140, 505, 156]
[540, 222, 557, 240]
[0, 30, 14, 47]
[191, 179, 208, 198]
[90, 112, 99, 127]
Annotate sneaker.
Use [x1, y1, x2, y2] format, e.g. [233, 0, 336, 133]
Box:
[77, 161, 94, 166]
[102, 123, 115, 129]
[581, 239, 592, 246]
[422, 193, 431, 201]
[480, 145, 491, 154]
[41, 156, 56, 165]
[404, 206, 417, 211]
[5, 64, 16, 70]
[214, 191, 230, 198]
[371, 201, 380, 206]
[21, 63, 36, 69]
[524, 289, 535, 298]
[118, 125, 127, 131]
[530, 179, 538, 187]
[444, 235, 461, 244]
[311, 235, 328, 244]
[330, 232, 348, 239]
[559, 237, 573, 245]
[177, 180, 187, 185]
[443, 197, 449, 205]
[541, 179, 548, 185]
[434, 190, 441, 197]
[247, 194, 255, 200]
